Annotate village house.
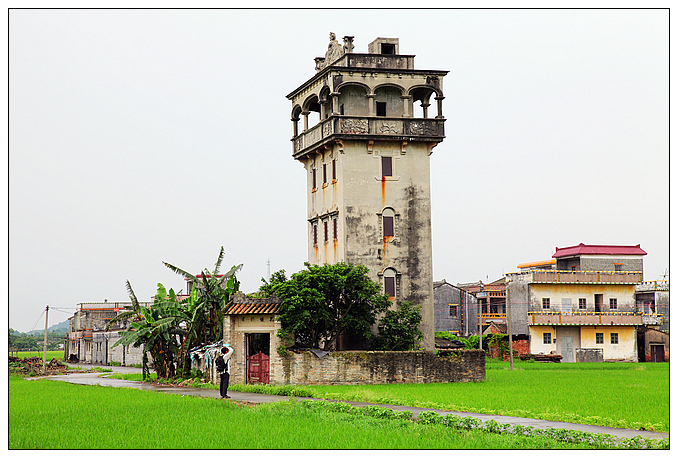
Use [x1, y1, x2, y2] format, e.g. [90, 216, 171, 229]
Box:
[457, 278, 508, 327]
[506, 243, 663, 362]
[433, 279, 479, 335]
[65, 300, 148, 365]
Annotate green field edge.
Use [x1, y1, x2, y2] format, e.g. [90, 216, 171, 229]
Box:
[104, 371, 668, 433]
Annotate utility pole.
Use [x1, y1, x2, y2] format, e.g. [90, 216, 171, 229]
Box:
[506, 281, 514, 370]
[42, 305, 49, 373]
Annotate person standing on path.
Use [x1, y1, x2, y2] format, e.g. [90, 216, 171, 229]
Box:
[215, 345, 234, 399]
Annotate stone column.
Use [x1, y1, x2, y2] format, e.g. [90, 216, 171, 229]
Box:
[435, 96, 445, 118]
[401, 95, 413, 117]
[367, 94, 375, 116]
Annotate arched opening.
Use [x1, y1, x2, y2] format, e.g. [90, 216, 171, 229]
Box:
[374, 85, 405, 118]
[303, 94, 321, 130]
[291, 105, 302, 137]
[337, 84, 369, 116]
[411, 87, 435, 119]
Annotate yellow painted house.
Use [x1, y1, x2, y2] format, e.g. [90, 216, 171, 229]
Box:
[507, 244, 661, 362]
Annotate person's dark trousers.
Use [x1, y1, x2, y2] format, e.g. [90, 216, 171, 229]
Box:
[220, 372, 230, 398]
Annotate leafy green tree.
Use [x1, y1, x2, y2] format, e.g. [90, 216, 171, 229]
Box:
[371, 300, 424, 351]
[275, 262, 390, 350]
[254, 269, 287, 298]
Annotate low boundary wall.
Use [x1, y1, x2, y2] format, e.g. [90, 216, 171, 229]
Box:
[275, 350, 485, 385]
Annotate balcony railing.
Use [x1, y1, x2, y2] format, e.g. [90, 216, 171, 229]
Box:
[528, 311, 662, 326]
[481, 313, 506, 324]
[293, 116, 445, 156]
[513, 270, 643, 284]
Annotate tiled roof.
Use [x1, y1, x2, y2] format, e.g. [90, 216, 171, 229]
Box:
[224, 293, 282, 315]
[553, 243, 646, 258]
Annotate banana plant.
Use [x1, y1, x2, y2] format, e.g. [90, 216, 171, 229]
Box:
[164, 246, 242, 353]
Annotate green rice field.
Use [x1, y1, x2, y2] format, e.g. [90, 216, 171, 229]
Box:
[7, 375, 616, 449]
[296, 360, 669, 432]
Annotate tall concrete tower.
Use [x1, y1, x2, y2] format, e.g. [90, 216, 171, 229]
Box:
[286, 34, 447, 350]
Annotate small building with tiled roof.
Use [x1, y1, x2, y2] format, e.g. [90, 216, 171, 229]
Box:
[553, 243, 646, 272]
[221, 292, 284, 385]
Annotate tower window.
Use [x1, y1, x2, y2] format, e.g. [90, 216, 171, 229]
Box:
[376, 101, 387, 117]
[313, 224, 318, 246]
[333, 218, 338, 240]
[323, 220, 328, 243]
[384, 277, 396, 298]
[332, 159, 337, 181]
[383, 268, 397, 298]
[381, 43, 395, 55]
[381, 156, 393, 177]
[312, 168, 317, 190]
[323, 163, 327, 184]
[383, 216, 394, 237]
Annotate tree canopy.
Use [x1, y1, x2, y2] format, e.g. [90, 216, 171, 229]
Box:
[274, 262, 391, 351]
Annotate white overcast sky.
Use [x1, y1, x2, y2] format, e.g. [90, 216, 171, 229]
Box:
[8, 8, 669, 332]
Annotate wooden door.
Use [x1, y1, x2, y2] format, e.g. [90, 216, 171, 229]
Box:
[650, 344, 665, 363]
[247, 352, 270, 384]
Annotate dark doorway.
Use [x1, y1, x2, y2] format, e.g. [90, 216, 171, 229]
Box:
[594, 294, 603, 313]
[246, 333, 270, 384]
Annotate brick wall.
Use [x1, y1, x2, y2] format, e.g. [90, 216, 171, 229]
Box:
[274, 350, 485, 385]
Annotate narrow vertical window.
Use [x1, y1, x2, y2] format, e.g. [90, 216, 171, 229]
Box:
[384, 277, 396, 298]
[382, 156, 392, 177]
[323, 220, 328, 243]
[313, 224, 318, 246]
[332, 159, 337, 181]
[323, 163, 327, 184]
[333, 218, 338, 240]
[383, 216, 394, 237]
[312, 168, 317, 190]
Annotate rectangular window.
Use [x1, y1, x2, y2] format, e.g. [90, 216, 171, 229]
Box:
[381, 43, 396, 55]
[313, 224, 318, 246]
[382, 156, 393, 177]
[333, 218, 338, 240]
[384, 277, 396, 298]
[323, 220, 328, 243]
[376, 101, 387, 117]
[596, 333, 604, 344]
[542, 298, 550, 309]
[614, 263, 623, 271]
[323, 163, 327, 184]
[332, 159, 337, 181]
[579, 298, 587, 310]
[449, 304, 458, 317]
[543, 332, 552, 344]
[611, 333, 619, 344]
[383, 216, 394, 237]
[609, 298, 617, 310]
[312, 168, 316, 190]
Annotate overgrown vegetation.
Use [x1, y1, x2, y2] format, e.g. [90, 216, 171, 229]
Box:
[106, 247, 241, 379]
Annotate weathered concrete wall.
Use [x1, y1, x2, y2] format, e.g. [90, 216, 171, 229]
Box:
[302, 139, 436, 349]
[576, 348, 604, 363]
[275, 350, 485, 385]
[506, 276, 530, 335]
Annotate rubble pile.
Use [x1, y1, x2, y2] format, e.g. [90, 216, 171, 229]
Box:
[9, 356, 69, 374]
